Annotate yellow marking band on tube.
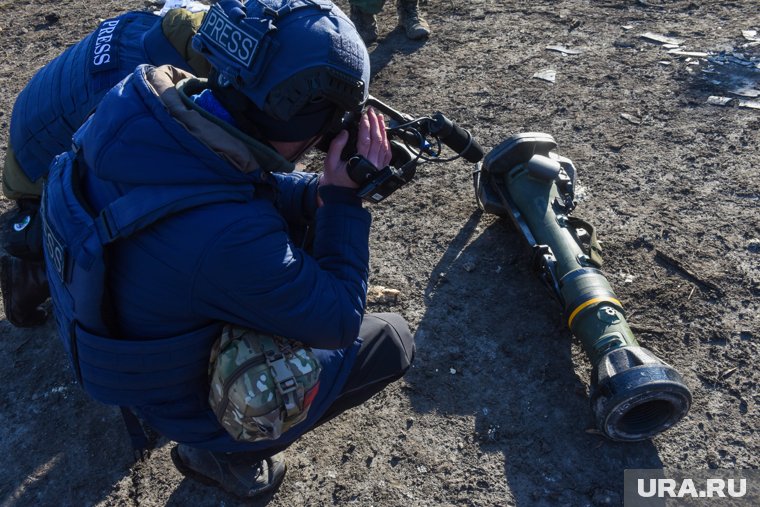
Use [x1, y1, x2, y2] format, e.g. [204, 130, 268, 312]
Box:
[567, 297, 623, 329]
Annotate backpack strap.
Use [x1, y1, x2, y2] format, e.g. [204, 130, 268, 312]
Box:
[93, 183, 253, 244]
[54, 121, 257, 457]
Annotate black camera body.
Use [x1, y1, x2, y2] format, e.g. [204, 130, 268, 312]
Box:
[318, 95, 484, 203]
[345, 141, 417, 203]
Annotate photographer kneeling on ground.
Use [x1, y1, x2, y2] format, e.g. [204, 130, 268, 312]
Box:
[41, 0, 414, 499]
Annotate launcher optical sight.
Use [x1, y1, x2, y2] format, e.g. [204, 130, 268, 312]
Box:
[474, 133, 692, 441]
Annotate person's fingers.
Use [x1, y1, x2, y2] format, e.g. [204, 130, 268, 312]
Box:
[324, 130, 349, 176]
[378, 113, 392, 168]
[366, 108, 384, 165]
[355, 112, 371, 157]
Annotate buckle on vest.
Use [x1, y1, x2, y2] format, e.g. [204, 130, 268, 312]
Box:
[265, 351, 299, 417]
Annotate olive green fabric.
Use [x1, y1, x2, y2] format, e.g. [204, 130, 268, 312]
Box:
[567, 216, 604, 267]
[2, 144, 43, 200]
[161, 9, 212, 77]
[173, 73, 295, 175]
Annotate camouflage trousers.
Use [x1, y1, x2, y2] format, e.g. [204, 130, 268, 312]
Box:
[350, 0, 391, 15]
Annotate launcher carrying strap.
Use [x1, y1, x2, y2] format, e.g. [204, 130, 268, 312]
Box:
[566, 216, 603, 267]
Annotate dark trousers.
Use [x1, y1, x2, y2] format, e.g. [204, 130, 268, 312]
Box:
[221, 312, 415, 462]
[318, 312, 415, 424]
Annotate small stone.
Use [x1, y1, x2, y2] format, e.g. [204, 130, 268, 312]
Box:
[366, 285, 401, 303]
[707, 96, 733, 106]
[620, 113, 641, 125]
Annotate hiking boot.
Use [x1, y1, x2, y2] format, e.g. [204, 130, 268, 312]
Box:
[171, 444, 286, 499]
[350, 6, 378, 44]
[396, 0, 430, 40]
[1, 255, 49, 328]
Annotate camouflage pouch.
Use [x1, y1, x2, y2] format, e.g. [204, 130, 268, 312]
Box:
[208, 326, 322, 442]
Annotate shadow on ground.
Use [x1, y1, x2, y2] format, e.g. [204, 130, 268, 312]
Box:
[405, 210, 664, 505]
[368, 28, 427, 77]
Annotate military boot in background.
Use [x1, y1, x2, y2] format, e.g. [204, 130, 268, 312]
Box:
[397, 0, 430, 40]
[350, 6, 379, 44]
[1, 255, 49, 327]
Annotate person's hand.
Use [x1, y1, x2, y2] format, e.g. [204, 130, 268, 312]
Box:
[320, 108, 391, 190]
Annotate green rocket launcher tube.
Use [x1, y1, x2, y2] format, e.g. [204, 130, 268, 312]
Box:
[474, 133, 691, 441]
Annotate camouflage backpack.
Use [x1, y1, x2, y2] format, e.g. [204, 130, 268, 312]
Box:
[208, 326, 322, 442]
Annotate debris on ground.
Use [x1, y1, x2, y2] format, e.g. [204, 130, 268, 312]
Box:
[153, 0, 209, 15]
[737, 99, 760, 109]
[620, 113, 642, 125]
[701, 48, 759, 101]
[545, 45, 582, 55]
[742, 29, 760, 46]
[730, 86, 760, 97]
[707, 96, 733, 106]
[708, 52, 760, 69]
[533, 69, 556, 83]
[668, 49, 709, 58]
[639, 31, 684, 46]
[367, 285, 401, 303]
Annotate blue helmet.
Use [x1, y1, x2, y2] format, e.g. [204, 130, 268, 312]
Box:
[192, 0, 369, 135]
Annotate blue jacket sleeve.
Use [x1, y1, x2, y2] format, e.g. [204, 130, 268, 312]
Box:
[270, 171, 320, 228]
[191, 197, 371, 349]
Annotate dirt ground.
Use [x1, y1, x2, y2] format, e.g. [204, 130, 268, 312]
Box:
[1, 0, 758, 505]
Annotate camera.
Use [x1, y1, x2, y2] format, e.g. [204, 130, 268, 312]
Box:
[318, 95, 484, 203]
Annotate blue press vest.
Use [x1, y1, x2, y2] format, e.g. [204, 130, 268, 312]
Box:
[10, 12, 191, 182]
[42, 117, 359, 452]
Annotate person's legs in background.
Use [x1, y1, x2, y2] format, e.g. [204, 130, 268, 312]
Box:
[349, 0, 430, 44]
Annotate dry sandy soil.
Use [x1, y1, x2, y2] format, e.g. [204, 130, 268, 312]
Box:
[0, 0, 758, 506]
